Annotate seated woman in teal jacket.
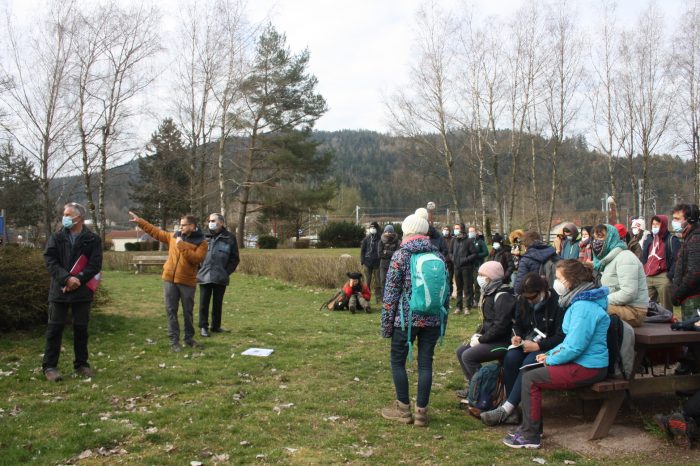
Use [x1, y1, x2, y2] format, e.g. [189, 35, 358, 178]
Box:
[503, 259, 610, 450]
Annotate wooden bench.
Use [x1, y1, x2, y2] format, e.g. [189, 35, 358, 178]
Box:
[583, 379, 630, 440]
[130, 255, 168, 274]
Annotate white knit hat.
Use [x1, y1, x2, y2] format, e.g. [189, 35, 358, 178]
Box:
[414, 207, 429, 220]
[630, 218, 645, 230]
[402, 214, 429, 237]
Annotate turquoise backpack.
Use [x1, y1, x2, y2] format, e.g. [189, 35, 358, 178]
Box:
[400, 251, 449, 361]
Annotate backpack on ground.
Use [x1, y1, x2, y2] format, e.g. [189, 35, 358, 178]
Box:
[400, 251, 449, 360]
[537, 255, 560, 288]
[607, 314, 635, 379]
[320, 290, 345, 311]
[466, 363, 506, 418]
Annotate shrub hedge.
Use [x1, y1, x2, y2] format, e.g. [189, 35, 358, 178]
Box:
[318, 221, 365, 248]
[257, 235, 279, 249]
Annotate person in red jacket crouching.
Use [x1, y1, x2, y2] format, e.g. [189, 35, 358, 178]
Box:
[341, 271, 372, 313]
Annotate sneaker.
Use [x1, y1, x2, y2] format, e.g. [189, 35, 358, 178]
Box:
[504, 408, 521, 425]
[481, 406, 510, 426]
[455, 389, 469, 399]
[502, 432, 541, 449]
[184, 339, 202, 348]
[44, 368, 63, 382]
[171, 343, 181, 353]
[453, 308, 462, 315]
[463, 308, 471, 316]
[381, 400, 414, 424]
[200, 327, 210, 337]
[668, 413, 692, 449]
[507, 426, 544, 439]
[210, 327, 229, 333]
[75, 366, 94, 378]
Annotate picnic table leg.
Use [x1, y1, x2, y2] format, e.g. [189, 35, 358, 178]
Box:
[588, 391, 626, 440]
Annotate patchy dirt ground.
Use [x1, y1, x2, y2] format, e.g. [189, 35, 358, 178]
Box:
[508, 391, 700, 464]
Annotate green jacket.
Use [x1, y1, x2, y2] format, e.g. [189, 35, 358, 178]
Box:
[598, 247, 649, 309]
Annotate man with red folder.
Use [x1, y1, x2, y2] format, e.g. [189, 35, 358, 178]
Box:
[43, 202, 102, 382]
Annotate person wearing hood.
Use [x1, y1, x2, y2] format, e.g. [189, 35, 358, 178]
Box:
[130, 211, 208, 351]
[504, 260, 609, 449]
[197, 213, 240, 337]
[361, 221, 382, 303]
[42, 202, 102, 382]
[380, 213, 449, 427]
[578, 226, 593, 264]
[488, 233, 515, 284]
[512, 230, 558, 294]
[593, 224, 648, 327]
[560, 223, 580, 260]
[671, 204, 700, 321]
[509, 229, 525, 271]
[628, 218, 649, 260]
[379, 224, 401, 300]
[642, 215, 681, 312]
[451, 222, 479, 314]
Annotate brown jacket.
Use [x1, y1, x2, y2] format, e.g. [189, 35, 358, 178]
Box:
[137, 219, 208, 287]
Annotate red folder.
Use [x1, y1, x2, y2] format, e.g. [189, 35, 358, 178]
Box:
[68, 255, 101, 292]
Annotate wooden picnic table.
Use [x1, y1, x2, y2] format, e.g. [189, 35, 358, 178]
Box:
[588, 323, 700, 440]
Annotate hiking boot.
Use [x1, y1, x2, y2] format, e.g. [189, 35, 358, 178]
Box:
[453, 308, 462, 315]
[184, 339, 202, 349]
[364, 305, 371, 314]
[381, 400, 413, 424]
[654, 414, 672, 437]
[210, 327, 229, 333]
[44, 368, 63, 382]
[200, 327, 210, 337]
[481, 406, 510, 426]
[414, 407, 428, 427]
[349, 306, 356, 314]
[171, 343, 181, 353]
[502, 432, 540, 449]
[668, 412, 692, 449]
[455, 389, 469, 399]
[75, 366, 94, 378]
[463, 308, 471, 316]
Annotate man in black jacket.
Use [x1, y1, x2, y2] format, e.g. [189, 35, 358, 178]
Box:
[451, 223, 479, 314]
[198, 213, 240, 337]
[671, 204, 700, 321]
[361, 221, 382, 303]
[43, 202, 102, 382]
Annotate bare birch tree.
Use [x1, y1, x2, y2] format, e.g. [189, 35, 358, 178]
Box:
[674, 1, 700, 204]
[0, 3, 77, 241]
[386, 3, 465, 223]
[542, 1, 584, 235]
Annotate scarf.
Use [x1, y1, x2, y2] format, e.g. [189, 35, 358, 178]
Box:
[479, 278, 504, 308]
[558, 282, 595, 309]
[593, 224, 627, 271]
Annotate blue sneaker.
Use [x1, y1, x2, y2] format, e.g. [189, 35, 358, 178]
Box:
[503, 433, 541, 449]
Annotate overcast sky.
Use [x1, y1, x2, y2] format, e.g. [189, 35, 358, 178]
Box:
[3, 0, 692, 140]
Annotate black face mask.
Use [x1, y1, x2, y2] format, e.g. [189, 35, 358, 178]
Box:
[592, 238, 605, 256]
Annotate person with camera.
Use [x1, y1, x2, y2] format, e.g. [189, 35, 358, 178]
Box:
[480, 272, 565, 426]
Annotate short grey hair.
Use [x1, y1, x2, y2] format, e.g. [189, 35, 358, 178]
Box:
[209, 213, 224, 223]
[64, 202, 86, 218]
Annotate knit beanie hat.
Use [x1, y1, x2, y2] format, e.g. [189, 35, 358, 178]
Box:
[370, 221, 380, 230]
[630, 218, 645, 230]
[414, 207, 429, 220]
[478, 261, 504, 281]
[491, 233, 504, 243]
[402, 214, 429, 237]
[384, 224, 395, 233]
[614, 223, 628, 239]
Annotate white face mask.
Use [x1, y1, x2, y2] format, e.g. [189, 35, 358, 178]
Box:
[468, 231, 477, 239]
[454, 229, 461, 236]
[442, 230, 449, 237]
[671, 220, 684, 232]
[631, 227, 639, 236]
[651, 227, 660, 235]
[492, 242, 501, 250]
[208, 221, 218, 231]
[369, 228, 377, 235]
[476, 276, 489, 289]
[553, 279, 568, 296]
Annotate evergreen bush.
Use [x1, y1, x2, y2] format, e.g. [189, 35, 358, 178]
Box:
[318, 221, 365, 248]
[257, 235, 279, 249]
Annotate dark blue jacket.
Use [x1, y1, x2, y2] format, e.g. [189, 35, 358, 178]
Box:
[513, 241, 558, 293]
[197, 227, 240, 286]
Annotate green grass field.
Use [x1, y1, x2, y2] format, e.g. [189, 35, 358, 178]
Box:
[0, 270, 661, 465]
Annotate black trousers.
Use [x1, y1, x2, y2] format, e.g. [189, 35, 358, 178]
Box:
[454, 266, 475, 310]
[42, 301, 91, 371]
[198, 283, 227, 330]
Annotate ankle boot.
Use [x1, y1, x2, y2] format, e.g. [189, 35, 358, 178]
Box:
[381, 400, 413, 424]
[414, 406, 428, 427]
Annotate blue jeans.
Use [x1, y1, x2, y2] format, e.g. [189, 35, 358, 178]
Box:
[390, 326, 441, 408]
[503, 348, 543, 406]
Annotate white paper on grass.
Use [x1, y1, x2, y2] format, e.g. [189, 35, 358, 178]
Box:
[241, 348, 274, 357]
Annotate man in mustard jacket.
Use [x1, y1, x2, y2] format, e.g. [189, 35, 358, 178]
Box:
[129, 211, 208, 352]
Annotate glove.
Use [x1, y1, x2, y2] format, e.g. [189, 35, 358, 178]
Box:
[470, 333, 482, 347]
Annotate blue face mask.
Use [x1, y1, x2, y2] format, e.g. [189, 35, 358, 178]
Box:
[468, 232, 477, 239]
[62, 216, 75, 229]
